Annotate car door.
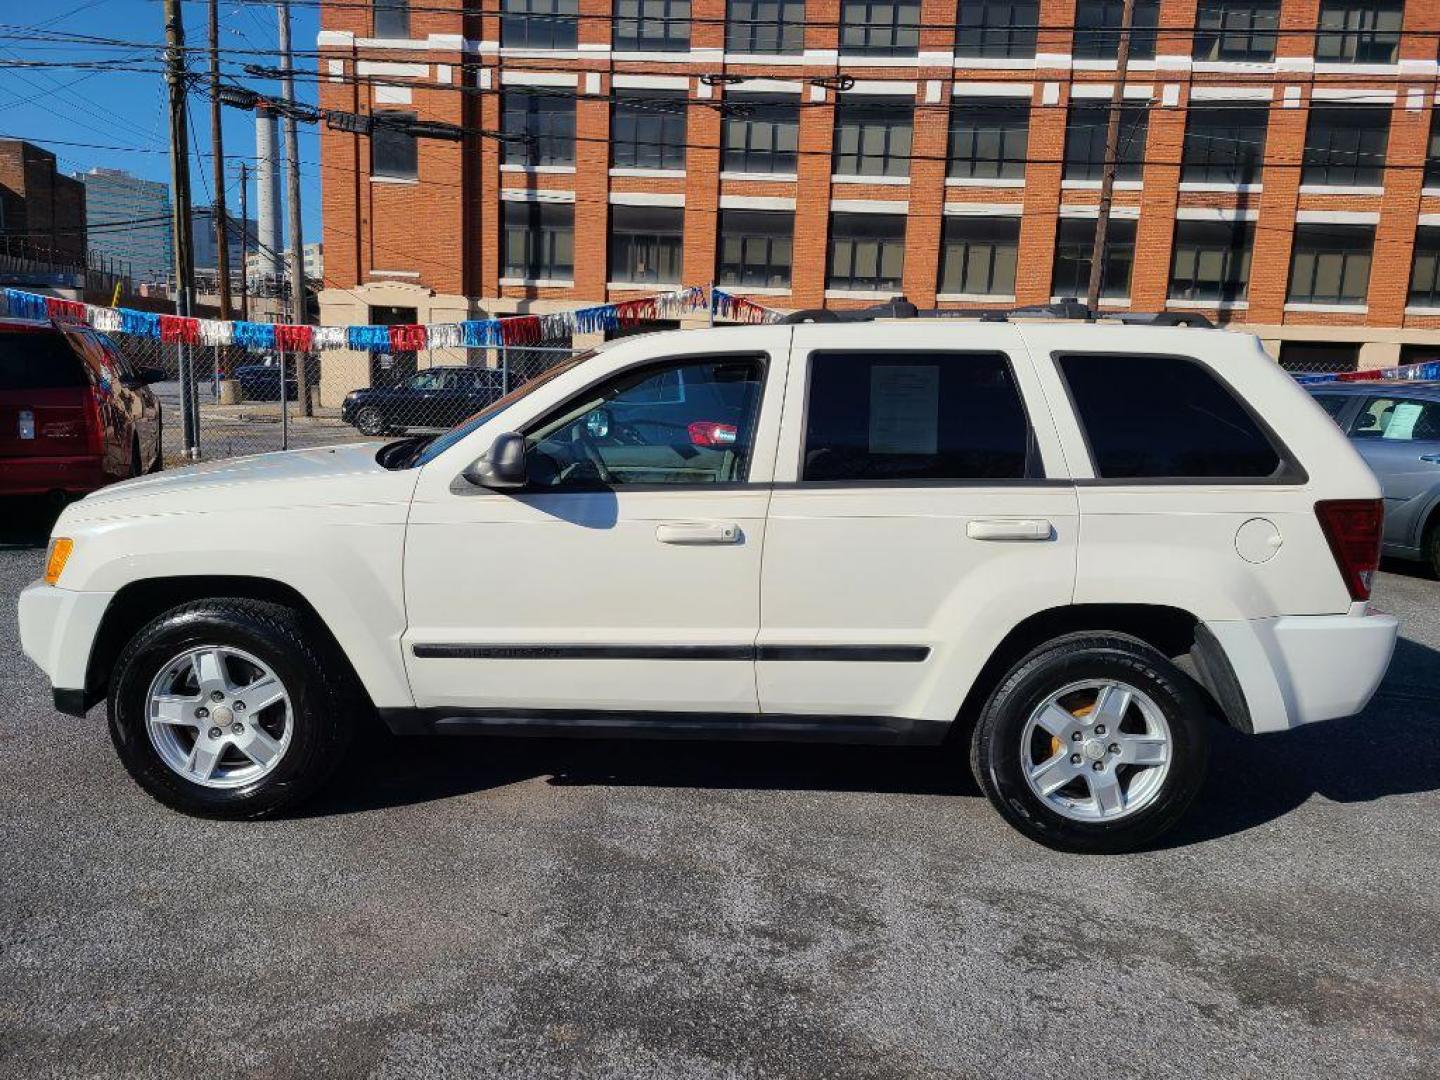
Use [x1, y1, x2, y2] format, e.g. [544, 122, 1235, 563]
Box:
[1346, 394, 1440, 550]
[402, 329, 789, 716]
[755, 322, 1079, 732]
[401, 370, 445, 429]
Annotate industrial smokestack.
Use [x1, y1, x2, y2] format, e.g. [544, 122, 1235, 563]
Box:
[254, 105, 284, 285]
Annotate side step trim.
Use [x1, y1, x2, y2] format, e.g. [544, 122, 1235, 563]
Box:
[377, 707, 951, 746]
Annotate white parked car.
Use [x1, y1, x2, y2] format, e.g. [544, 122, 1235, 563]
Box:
[18, 310, 1399, 852]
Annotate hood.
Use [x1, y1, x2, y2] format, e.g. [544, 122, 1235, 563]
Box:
[64, 441, 415, 522]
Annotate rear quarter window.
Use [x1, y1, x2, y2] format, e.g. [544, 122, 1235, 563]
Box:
[0, 330, 90, 390]
[1058, 353, 1285, 480]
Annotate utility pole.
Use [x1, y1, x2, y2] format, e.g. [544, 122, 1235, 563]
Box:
[237, 161, 250, 321]
[277, 0, 311, 415]
[1086, 0, 1136, 310]
[163, 0, 200, 459]
[207, 0, 231, 322]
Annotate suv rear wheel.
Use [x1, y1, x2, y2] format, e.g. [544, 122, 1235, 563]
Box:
[107, 598, 354, 818]
[970, 633, 1210, 854]
[355, 406, 387, 437]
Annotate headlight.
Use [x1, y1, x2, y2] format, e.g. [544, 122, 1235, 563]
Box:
[44, 537, 73, 586]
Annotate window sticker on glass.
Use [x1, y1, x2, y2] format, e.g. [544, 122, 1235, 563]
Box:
[869, 365, 939, 454]
[1383, 401, 1424, 440]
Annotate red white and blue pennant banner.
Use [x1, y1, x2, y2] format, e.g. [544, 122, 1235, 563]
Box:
[0, 284, 781, 353]
[1293, 359, 1440, 385]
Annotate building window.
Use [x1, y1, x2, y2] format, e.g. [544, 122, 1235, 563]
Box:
[956, 1, 1039, 59]
[612, 91, 688, 170]
[1426, 110, 1440, 189]
[1315, 0, 1404, 65]
[1193, 1, 1279, 61]
[1302, 106, 1391, 187]
[1288, 224, 1374, 305]
[827, 213, 906, 291]
[1052, 218, 1136, 299]
[833, 97, 914, 178]
[500, 0, 579, 49]
[503, 201, 574, 280]
[1063, 101, 1148, 182]
[614, 0, 691, 51]
[1181, 105, 1268, 185]
[722, 96, 799, 175]
[1073, 0, 1160, 61]
[726, 0, 805, 53]
[947, 99, 1029, 180]
[501, 90, 575, 167]
[718, 210, 793, 288]
[939, 217, 1019, 296]
[1408, 226, 1440, 307]
[1168, 220, 1254, 302]
[839, 0, 920, 57]
[373, 0, 409, 37]
[372, 113, 417, 179]
[609, 205, 684, 283]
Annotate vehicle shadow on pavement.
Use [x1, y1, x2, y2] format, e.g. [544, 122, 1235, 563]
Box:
[308, 634, 1440, 846]
[1163, 635, 1440, 849]
[303, 733, 975, 818]
[0, 497, 63, 551]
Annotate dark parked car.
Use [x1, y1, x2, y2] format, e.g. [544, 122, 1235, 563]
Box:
[1308, 380, 1440, 575]
[235, 355, 319, 402]
[0, 317, 163, 500]
[342, 366, 504, 436]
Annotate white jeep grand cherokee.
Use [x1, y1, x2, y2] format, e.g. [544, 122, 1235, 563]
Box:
[18, 314, 1399, 852]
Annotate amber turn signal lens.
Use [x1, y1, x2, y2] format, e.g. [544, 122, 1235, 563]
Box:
[44, 538, 73, 586]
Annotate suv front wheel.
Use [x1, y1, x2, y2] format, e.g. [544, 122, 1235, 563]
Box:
[107, 598, 354, 818]
[970, 633, 1210, 854]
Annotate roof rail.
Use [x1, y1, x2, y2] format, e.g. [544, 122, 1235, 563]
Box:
[771, 296, 1215, 330]
[779, 297, 918, 324]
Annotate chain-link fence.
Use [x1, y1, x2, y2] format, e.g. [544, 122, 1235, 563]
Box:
[111, 336, 583, 465]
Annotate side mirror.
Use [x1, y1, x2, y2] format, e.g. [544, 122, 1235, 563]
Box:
[462, 431, 528, 489]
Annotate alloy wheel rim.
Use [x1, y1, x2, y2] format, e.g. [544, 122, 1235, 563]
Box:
[357, 407, 384, 434]
[144, 645, 293, 790]
[1020, 679, 1173, 824]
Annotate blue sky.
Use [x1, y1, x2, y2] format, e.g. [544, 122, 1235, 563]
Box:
[0, 0, 323, 239]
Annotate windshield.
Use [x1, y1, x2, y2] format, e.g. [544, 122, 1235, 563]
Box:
[411, 351, 594, 467]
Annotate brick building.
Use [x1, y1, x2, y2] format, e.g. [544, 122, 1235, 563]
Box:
[316, 0, 1440, 375]
[0, 140, 86, 267]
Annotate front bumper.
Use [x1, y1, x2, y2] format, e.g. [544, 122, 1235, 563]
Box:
[1205, 610, 1399, 734]
[17, 580, 114, 713]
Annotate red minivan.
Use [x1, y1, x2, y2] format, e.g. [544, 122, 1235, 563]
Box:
[0, 318, 164, 499]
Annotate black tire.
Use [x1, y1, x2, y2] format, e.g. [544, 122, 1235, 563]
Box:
[1426, 520, 1440, 580]
[107, 598, 355, 819]
[969, 633, 1210, 854]
[355, 406, 387, 437]
[148, 418, 164, 473]
[128, 436, 142, 478]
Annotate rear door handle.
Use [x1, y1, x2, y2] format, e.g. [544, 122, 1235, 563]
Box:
[966, 518, 1053, 542]
[656, 521, 741, 545]
[1421, 453, 1440, 464]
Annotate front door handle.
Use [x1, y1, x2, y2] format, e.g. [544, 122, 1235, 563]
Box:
[656, 521, 741, 545]
[966, 518, 1053, 542]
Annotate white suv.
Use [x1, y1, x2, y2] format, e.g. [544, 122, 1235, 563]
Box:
[18, 314, 1399, 852]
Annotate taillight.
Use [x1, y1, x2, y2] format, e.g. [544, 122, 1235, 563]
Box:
[688, 421, 738, 448]
[1315, 499, 1383, 602]
[83, 388, 105, 455]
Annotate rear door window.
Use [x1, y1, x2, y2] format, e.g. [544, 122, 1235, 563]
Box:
[801, 351, 1034, 482]
[1313, 394, 1349, 422]
[1058, 353, 1285, 480]
[0, 331, 90, 390]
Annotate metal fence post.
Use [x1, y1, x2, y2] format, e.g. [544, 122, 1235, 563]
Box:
[280, 349, 289, 451]
[211, 344, 220, 401]
[501, 343, 509, 395]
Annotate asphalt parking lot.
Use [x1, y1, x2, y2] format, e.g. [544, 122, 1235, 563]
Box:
[2, 497, 1437, 1080]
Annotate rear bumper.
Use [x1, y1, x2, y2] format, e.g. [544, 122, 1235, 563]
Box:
[0, 454, 104, 496]
[1205, 610, 1399, 734]
[17, 580, 114, 713]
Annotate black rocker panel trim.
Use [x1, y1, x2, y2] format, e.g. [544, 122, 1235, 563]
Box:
[411, 643, 931, 662]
